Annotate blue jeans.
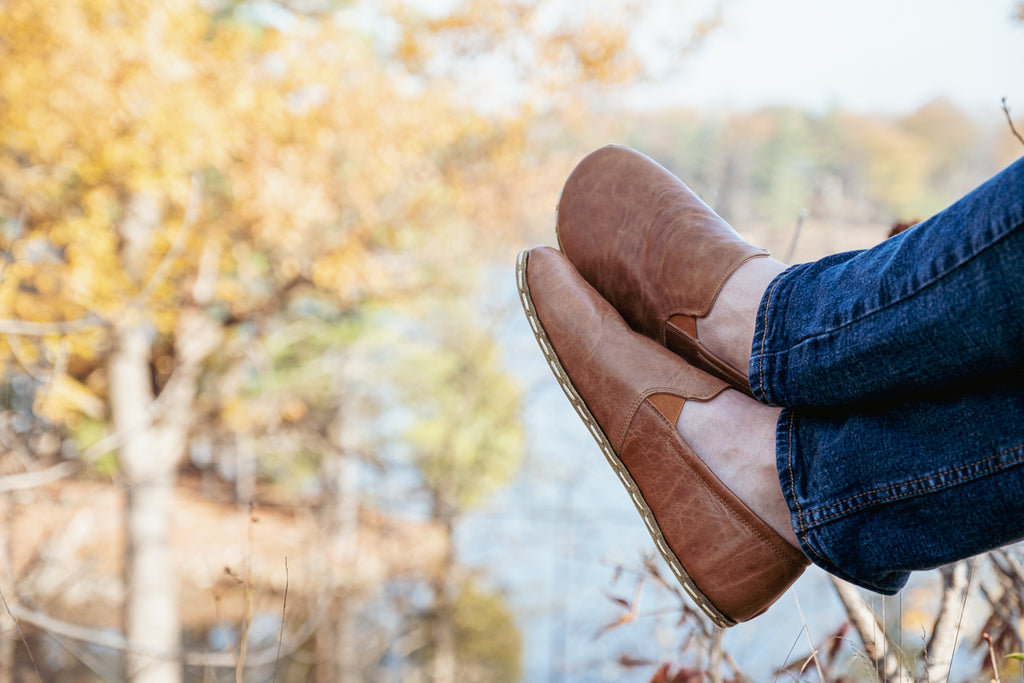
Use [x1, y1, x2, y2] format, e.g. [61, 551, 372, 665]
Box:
[749, 155, 1024, 593]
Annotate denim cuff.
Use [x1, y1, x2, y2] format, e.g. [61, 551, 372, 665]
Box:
[748, 264, 801, 407]
[774, 407, 910, 595]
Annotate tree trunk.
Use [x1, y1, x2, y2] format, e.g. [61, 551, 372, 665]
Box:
[0, 496, 14, 683]
[110, 304, 221, 683]
[110, 321, 182, 683]
[317, 402, 362, 683]
[429, 501, 457, 683]
[125, 481, 180, 682]
[329, 454, 361, 683]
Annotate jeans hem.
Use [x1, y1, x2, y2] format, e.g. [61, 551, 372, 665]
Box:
[776, 408, 910, 594]
[749, 265, 798, 407]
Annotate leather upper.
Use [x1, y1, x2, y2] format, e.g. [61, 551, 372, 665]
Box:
[556, 145, 768, 394]
[522, 246, 808, 625]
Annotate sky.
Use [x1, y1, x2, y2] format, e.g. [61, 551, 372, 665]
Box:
[625, 0, 1024, 116]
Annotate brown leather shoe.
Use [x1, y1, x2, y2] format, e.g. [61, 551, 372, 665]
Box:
[556, 145, 768, 396]
[517, 246, 807, 627]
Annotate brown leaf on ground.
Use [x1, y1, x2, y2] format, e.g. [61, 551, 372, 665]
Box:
[594, 610, 637, 638]
[617, 654, 656, 668]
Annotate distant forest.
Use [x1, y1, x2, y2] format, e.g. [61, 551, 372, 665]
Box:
[614, 98, 1023, 230]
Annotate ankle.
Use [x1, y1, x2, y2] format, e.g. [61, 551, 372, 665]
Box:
[676, 391, 799, 549]
[699, 256, 787, 376]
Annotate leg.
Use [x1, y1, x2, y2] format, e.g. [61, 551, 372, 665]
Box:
[779, 377, 1024, 593]
[557, 146, 1024, 406]
[749, 155, 1024, 407]
[679, 371, 1024, 594]
[675, 390, 798, 548]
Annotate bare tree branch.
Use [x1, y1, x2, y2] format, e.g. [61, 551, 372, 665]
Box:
[992, 548, 1024, 590]
[272, 557, 288, 683]
[8, 587, 327, 670]
[924, 561, 971, 683]
[11, 603, 129, 652]
[784, 208, 809, 263]
[708, 628, 724, 683]
[791, 593, 827, 682]
[982, 633, 1003, 683]
[0, 462, 81, 494]
[1003, 97, 1024, 148]
[830, 577, 913, 683]
[137, 172, 204, 303]
[0, 315, 107, 337]
[983, 550, 1024, 645]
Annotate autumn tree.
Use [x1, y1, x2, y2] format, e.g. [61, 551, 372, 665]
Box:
[0, 0, 529, 679]
[0, 0, 723, 679]
[395, 304, 524, 682]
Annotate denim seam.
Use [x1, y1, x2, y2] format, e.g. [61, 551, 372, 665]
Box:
[795, 440, 1024, 529]
[783, 432, 854, 587]
[762, 218, 1024, 367]
[784, 411, 805, 535]
[754, 276, 785, 404]
[785, 416, 901, 595]
[795, 526, 898, 594]
[794, 528, 833, 578]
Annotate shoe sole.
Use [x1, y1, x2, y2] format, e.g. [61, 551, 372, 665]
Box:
[516, 250, 735, 629]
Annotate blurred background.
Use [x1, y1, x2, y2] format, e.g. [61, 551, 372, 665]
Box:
[1, 0, 1023, 681]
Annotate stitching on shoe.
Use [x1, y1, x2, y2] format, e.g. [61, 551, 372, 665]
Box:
[640, 403, 808, 569]
[516, 251, 736, 629]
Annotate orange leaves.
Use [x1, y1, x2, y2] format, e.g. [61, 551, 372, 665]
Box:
[595, 572, 645, 638]
[0, 0, 664, 432]
[2, 3, 264, 291]
[393, 0, 648, 114]
[647, 663, 706, 683]
[395, 0, 535, 68]
[310, 242, 385, 307]
[543, 19, 640, 86]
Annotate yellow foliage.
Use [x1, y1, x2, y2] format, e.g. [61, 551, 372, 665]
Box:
[35, 374, 107, 426]
[0, 0, 648, 432]
[0, 0, 497, 371]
